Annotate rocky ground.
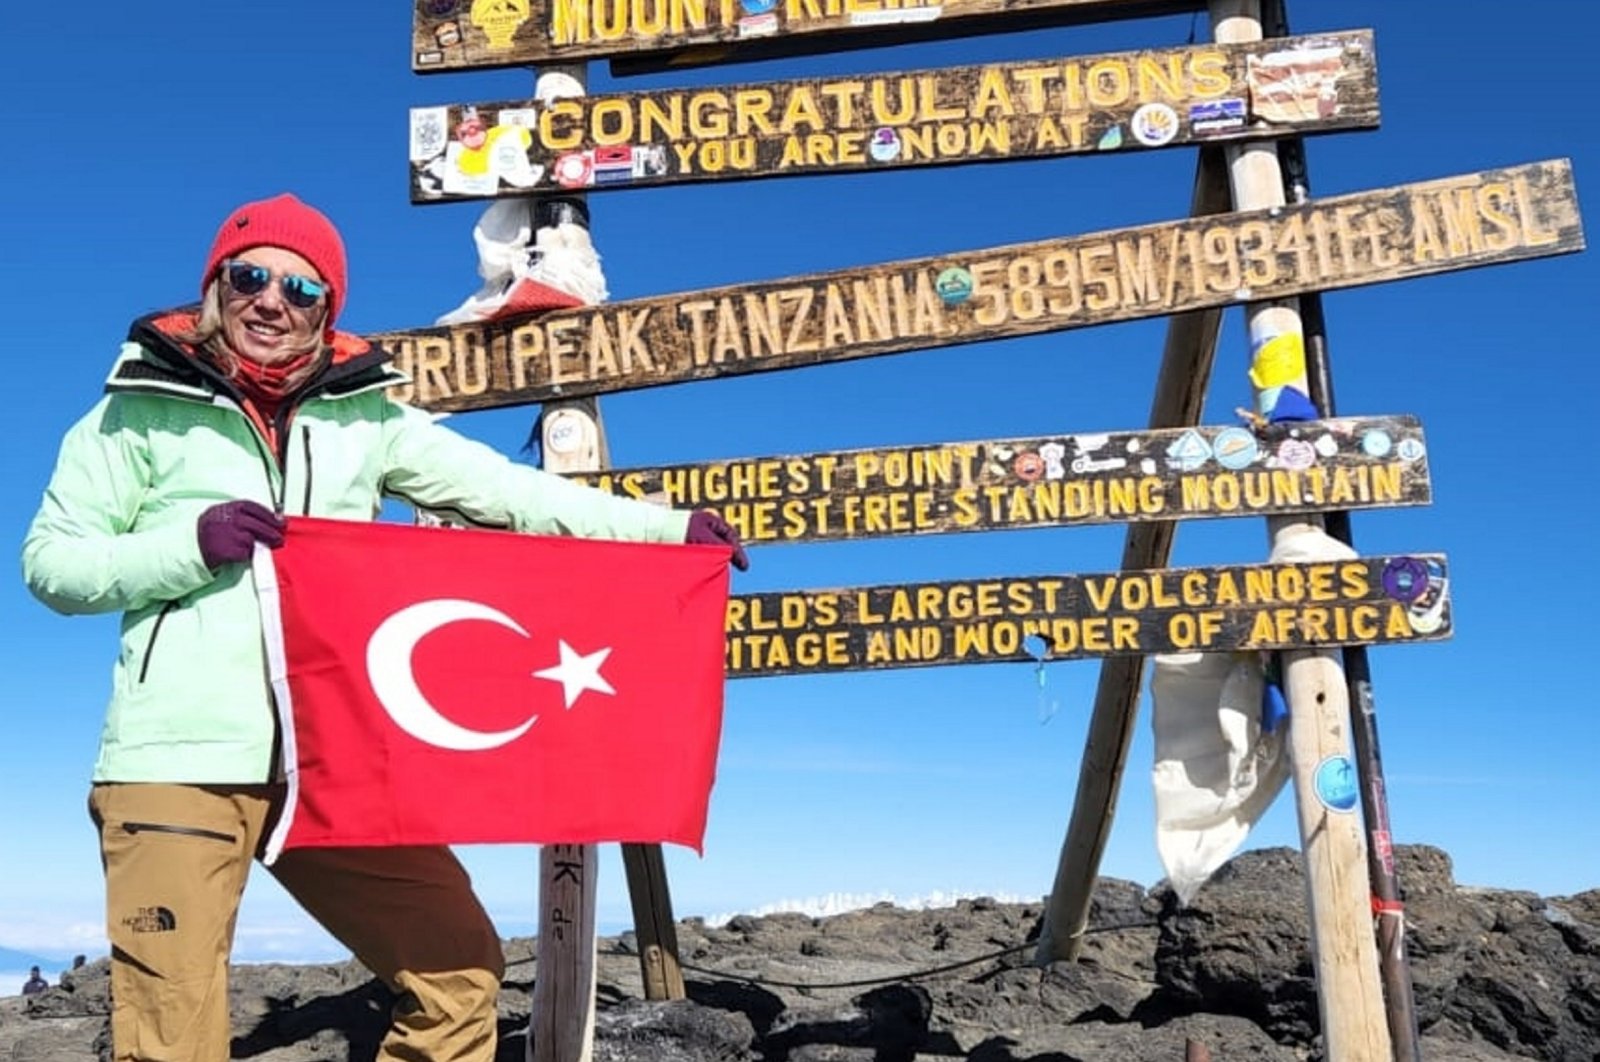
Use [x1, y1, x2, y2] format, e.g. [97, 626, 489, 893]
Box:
[3, 845, 1595, 1061]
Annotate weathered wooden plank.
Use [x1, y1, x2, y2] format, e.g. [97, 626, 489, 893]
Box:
[412, 0, 1204, 73]
[569, 415, 1429, 544]
[375, 160, 1584, 414]
[724, 553, 1451, 677]
[410, 32, 1377, 202]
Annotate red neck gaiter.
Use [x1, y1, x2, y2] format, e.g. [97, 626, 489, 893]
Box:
[230, 352, 317, 449]
[233, 352, 315, 403]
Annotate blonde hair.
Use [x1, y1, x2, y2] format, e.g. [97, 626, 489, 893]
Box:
[177, 278, 331, 392]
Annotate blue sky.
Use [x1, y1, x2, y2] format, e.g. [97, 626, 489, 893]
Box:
[2, 0, 1596, 967]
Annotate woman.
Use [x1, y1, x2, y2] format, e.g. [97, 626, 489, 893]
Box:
[22, 193, 745, 1062]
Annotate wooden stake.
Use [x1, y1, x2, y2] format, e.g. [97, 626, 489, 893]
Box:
[522, 67, 686, 1051]
[1209, 2, 1391, 1059]
[1264, 0, 1425, 1043]
[527, 62, 605, 1062]
[531, 399, 606, 1062]
[1035, 145, 1230, 963]
[621, 844, 687, 999]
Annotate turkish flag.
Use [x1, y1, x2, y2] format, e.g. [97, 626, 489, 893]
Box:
[253, 516, 730, 861]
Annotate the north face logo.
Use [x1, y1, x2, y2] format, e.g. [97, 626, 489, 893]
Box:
[123, 906, 177, 933]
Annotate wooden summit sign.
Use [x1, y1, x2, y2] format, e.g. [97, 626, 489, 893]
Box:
[567, 415, 1430, 544]
[409, 31, 1377, 202]
[413, 0, 1203, 72]
[376, 159, 1583, 413]
[724, 554, 1451, 675]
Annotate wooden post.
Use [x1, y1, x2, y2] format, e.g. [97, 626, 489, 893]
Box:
[536, 415, 685, 1021]
[530, 838, 599, 1062]
[1209, 2, 1391, 1059]
[1034, 145, 1229, 962]
[1304, 322, 1424, 1062]
[1263, 0, 1424, 1041]
[527, 61, 602, 1062]
[525, 66, 684, 1062]
[621, 844, 686, 999]
[532, 396, 604, 1062]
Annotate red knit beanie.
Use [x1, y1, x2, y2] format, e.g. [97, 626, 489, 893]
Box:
[202, 194, 347, 337]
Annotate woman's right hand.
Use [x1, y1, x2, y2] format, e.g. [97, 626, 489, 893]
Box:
[197, 500, 284, 569]
[684, 509, 749, 571]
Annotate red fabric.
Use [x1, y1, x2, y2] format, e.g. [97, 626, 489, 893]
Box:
[259, 516, 730, 857]
[493, 275, 586, 319]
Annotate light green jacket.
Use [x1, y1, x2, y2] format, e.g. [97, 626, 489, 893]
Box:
[22, 315, 690, 783]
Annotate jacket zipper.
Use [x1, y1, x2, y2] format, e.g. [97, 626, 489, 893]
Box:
[300, 424, 314, 514]
[122, 821, 237, 844]
[136, 601, 179, 683]
[248, 428, 283, 515]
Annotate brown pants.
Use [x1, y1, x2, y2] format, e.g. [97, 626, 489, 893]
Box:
[91, 783, 504, 1062]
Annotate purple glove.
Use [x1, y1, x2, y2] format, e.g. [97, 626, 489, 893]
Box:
[197, 500, 284, 569]
[685, 510, 749, 571]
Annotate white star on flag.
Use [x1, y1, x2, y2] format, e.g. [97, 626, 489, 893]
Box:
[533, 640, 615, 708]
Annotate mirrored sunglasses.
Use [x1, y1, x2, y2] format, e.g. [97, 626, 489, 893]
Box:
[221, 260, 328, 310]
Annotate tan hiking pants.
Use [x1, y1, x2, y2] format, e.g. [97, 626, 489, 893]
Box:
[91, 783, 504, 1062]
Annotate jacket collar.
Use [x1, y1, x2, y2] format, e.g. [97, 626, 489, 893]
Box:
[109, 308, 410, 403]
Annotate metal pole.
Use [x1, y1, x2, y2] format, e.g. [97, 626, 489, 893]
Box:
[1262, 2, 1424, 1058]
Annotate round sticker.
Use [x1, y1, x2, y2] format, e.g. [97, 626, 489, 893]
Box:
[935, 266, 974, 305]
[1275, 438, 1316, 471]
[1396, 437, 1426, 462]
[1130, 103, 1179, 147]
[868, 127, 901, 162]
[1013, 453, 1044, 482]
[545, 411, 585, 454]
[1212, 427, 1259, 470]
[1381, 557, 1429, 603]
[1314, 755, 1359, 813]
[1361, 430, 1393, 458]
[553, 152, 592, 189]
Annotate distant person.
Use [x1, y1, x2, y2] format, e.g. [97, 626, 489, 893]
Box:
[21, 966, 47, 996]
[21, 193, 747, 1062]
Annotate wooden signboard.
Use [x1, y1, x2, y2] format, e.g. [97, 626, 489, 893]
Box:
[412, 0, 1204, 72]
[409, 31, 1377, 202]
[375, 159, 1584, 414]
[725, 553, 1451, 676]
[569, 414, 1429, 544]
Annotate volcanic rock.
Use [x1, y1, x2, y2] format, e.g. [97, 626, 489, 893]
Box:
[1, 845, 1592, 1061]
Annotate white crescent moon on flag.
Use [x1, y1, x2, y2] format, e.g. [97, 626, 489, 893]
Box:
[365, 598, 538, 751]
